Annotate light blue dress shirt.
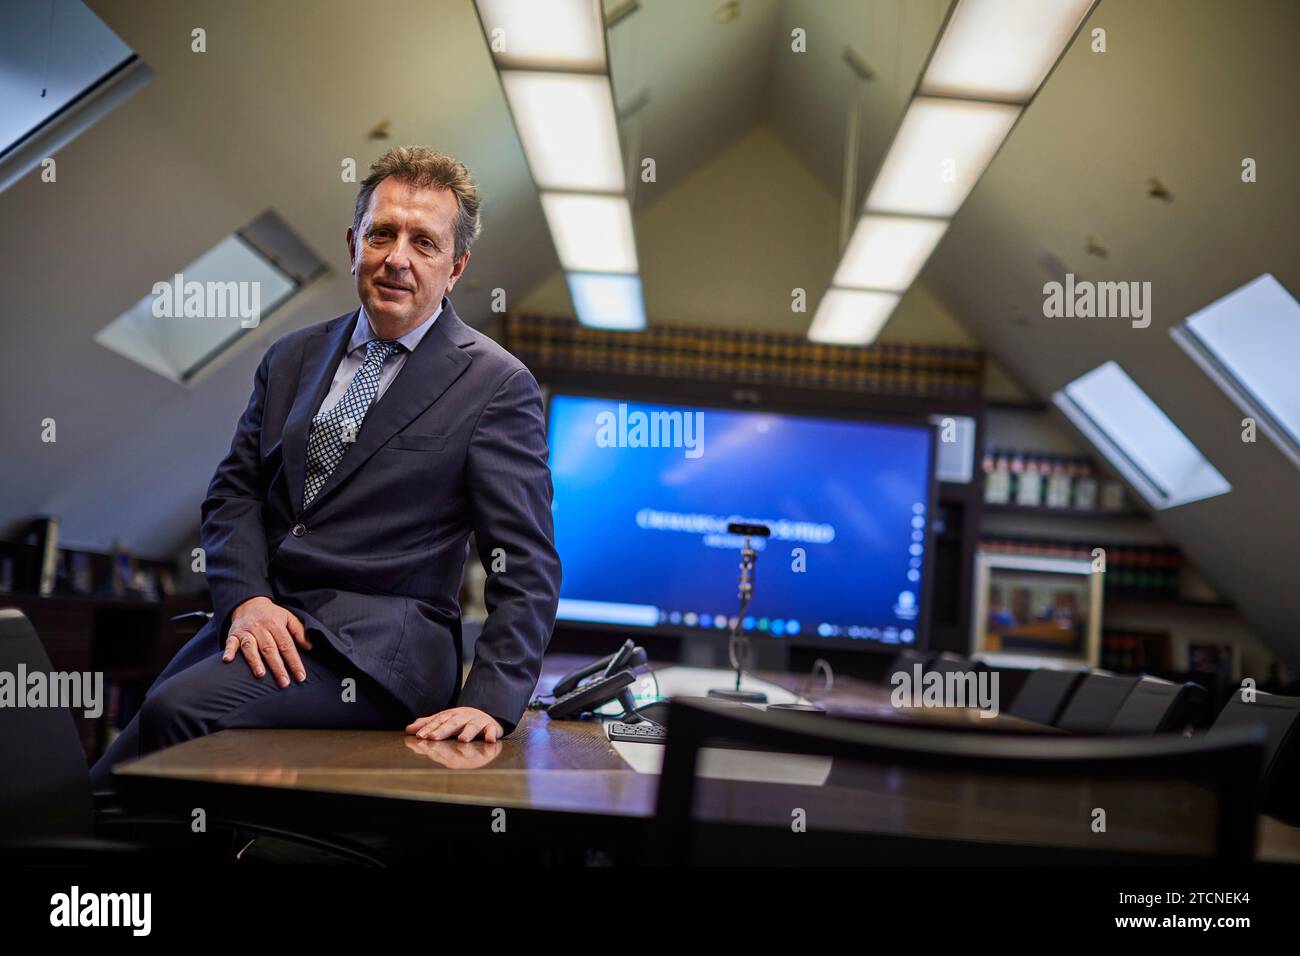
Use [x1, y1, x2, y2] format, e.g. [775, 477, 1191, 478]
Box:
[315, 300, 444, 417]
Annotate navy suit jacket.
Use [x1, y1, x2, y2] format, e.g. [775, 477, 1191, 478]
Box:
[196, 297, 561, 734]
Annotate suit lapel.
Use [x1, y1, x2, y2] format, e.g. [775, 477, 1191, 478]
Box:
[298, 298, 475, 515]
[283, 310, 358, 517]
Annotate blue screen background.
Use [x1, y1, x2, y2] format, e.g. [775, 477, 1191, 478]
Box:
[546, 395, 934, 644]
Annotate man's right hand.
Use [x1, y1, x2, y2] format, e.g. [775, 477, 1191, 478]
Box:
[222, 596, 313, 688]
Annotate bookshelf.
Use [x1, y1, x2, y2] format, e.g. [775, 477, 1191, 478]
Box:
[504, 313, 984, 400]
[981, 503, 1149, 521]
[975, 403, 1259, 685]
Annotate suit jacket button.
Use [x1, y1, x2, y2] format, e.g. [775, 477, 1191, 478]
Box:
[291, 523, 306, 537]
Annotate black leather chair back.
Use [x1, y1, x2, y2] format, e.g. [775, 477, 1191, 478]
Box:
[1056, 672, 1142, 733]
[655, 697, 1264, 864]
[1109, 677, 1202, 734]
[1210, 690, 1300, 823]
[1008, 668, 1086, 726]
[0, 608, 94, 843]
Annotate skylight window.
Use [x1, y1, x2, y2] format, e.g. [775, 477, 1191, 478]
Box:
[95, 210, 326, 384]
[1172, 274, 1300, 471]
[1053, 361, 1230, 510]
[1, 0, 152, 192]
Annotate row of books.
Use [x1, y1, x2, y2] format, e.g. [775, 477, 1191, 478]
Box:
[1100, 629, 1171, 673]
[1100, 629, 1237, 679]
[504, 313, 983, 398]
[982, 448, 1133, 512]
[979, 536, 1183, 596]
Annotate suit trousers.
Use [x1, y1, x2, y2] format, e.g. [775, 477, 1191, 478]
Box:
[89, 624, 412, 792]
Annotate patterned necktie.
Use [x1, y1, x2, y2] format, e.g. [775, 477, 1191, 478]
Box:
[303, 338, 402, 507]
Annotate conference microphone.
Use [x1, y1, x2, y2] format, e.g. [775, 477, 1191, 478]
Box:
[710, 519, 771, 704]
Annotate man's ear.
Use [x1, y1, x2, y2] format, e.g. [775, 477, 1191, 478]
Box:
[345, 227, 357, 273]
[445, 250, 471, 292]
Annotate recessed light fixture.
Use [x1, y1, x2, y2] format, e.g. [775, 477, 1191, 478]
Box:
[500, 72, 625, 193]
[833, 215, 949, 292]
[919, 0, 1095, 102]
[865, 98, 1020, 218]
[566, 273, 647, 331]
[541, 193, 639, 274]
[808, 289, 900, 346]
[811, 0, 1098, 345]
[474, 0, 607, 71]
[475, 0, 646, 329]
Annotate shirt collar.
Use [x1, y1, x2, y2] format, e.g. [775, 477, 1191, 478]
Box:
[351, 298, 445, 355]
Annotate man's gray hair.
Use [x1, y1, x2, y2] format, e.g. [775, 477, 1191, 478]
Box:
[352, 146, 482, 260]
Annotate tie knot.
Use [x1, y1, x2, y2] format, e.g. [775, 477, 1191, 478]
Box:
[365, 339, 401, 364]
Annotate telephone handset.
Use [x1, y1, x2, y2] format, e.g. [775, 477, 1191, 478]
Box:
[545, 639, 648, 720]
[552, 639, 647, 697]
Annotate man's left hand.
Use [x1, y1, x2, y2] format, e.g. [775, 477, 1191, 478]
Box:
[406, 707, 504, 743]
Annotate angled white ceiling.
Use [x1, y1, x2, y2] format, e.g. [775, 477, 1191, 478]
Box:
[1, 0, 1296, 663]
[918, 0, 1300, 656]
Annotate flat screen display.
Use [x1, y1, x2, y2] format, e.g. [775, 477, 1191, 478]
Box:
[546, 393, 936, 648]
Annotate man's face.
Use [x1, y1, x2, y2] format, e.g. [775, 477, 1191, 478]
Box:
[347, 177, 470, 333]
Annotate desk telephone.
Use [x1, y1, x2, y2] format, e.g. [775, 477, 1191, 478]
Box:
[543, 639, 649, 720]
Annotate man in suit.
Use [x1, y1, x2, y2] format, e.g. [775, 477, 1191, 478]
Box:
[91, 147, 561, 789]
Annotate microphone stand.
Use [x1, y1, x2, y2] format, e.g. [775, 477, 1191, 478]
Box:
[708, 529, 768, 704]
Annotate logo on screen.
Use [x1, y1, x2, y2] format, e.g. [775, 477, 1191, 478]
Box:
[893, 591, 919, 621]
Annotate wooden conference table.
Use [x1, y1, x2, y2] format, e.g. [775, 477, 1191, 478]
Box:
[113, 656, 1300, 864]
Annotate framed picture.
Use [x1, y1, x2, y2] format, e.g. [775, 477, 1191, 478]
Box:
[972, 552, 1102, 668]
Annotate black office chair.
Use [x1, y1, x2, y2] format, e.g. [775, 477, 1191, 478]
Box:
[0, 607, 183, 861]
[1108, 676, 1204, 735]
[652, 697, 1264, 865]
[0, 607, 384, 865]
[1055, 672, 1143, 734]
[1007, 668, 1086, 726]
[0, 607, 97, 845]
[1209, 690, 1300, 824]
